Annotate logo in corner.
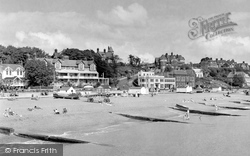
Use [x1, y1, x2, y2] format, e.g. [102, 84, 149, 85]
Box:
[188, 12, 237, 40]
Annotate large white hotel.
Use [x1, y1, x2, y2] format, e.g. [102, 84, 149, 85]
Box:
[38, 57, 109, 86]
[137, 70, 175, 89]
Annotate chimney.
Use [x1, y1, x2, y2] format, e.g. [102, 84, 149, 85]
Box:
[97, 48, 99, 53]
[171, 52, 173, 56]
[104, 49, 106, 53]
[220, 58, 223, 60]
[243, 61, 245, 63]
[233, 69, 236, 74]
[216, 58, 218, 61]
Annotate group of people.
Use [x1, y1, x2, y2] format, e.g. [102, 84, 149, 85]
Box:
[3, 108, 19, 117]
[54, 108, 67, 115]
[27, 106, 42, 111]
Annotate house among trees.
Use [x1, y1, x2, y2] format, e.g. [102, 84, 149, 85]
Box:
[227, 70, 250, 86]
[96, 46, 114, 63]
[235, 61, 249, 70]
[155, 52, 185, 72]
[36, 56, 109, 87]
[193, 68, 203, 78]
[0, 62, 25, 88]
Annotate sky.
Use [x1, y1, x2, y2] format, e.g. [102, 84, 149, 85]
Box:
[0, 0, 250, 63]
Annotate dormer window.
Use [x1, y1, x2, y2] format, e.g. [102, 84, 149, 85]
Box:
[16, 68, 23, 76]
[6, 67, 12, 76]
[55, 61, 61, 70]
[78, 63, 84, 71]
[90, 64, 96, 71]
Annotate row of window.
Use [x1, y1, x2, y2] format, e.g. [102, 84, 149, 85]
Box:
[139, 78, 175, 82]
[176, 76, 194, 81]
[141, 84, 174, 88]
[5, 68, 23, 76]
[55, 62, 96, 71]
[58, 73, 98, 77]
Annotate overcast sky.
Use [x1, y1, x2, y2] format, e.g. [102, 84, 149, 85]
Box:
[0, 0, 250, 63]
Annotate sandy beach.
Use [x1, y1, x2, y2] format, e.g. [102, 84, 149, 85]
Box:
[1, 91, 250, 156]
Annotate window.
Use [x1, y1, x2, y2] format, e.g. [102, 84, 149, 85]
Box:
[150, 79, 154, 82]
[55, 62, 61, 70]
[78, 63, 84, 71]
[160, 79, 163, 82]
[90, 64, 96, 71]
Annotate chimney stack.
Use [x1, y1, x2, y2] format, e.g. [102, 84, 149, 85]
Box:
[97, 48, 99, 53]
[104, 49, 106, 53]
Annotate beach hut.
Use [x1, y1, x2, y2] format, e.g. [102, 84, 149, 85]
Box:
[176, 86, 193, 93]
[128, 87, 149, 95]
[59, 86, 76, 94]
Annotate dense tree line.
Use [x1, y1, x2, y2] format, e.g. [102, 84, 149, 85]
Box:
[0, 45, 49, 65]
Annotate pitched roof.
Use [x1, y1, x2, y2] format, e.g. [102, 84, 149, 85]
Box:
[0, 64, 24, 71]
[3, 76, 23, 80]
[227, 71, 248, 78]
[60, 86, 73, 91]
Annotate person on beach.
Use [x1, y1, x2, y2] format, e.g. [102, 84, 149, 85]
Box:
[3, 110, 9, 117]
[184, 109, 190, 120]
[215, 104, 219, 111]
[63, 108, 68, 114]
[34, 106, 42, 109]
[54, 109, 60, 114]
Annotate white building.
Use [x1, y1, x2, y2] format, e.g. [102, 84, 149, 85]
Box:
[128, 87, 149, 95]
[0, 64, 25, 87]
[193, 68, 203, 78]
[37, 58, 109, 86]
[137, 70, 175, 89]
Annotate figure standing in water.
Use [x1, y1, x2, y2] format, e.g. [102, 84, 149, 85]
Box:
[184, 109, 190, 120]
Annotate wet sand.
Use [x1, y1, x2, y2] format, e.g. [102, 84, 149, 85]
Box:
[1, 91, 250, 155]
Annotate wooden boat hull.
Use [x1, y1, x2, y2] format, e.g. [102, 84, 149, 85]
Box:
[53, 93, 79, 100]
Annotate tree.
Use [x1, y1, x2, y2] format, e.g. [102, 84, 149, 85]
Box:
[232, 74, 245, 87]
[25, 60, 54, 86]
[128, 54, 135, 66]
[180, 64, 192, 70]
[164, 65, 173, 72]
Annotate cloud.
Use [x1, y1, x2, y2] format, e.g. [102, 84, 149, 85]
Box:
[97, 3, 148, 26]
[15, 31, 27, 42]
[186, 35, 250, 63]
[14, 31, 73, 53]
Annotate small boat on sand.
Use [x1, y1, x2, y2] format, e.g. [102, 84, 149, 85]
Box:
[53, 93, 80, 100]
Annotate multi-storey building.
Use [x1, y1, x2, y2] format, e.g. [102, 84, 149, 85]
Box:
[97, 46, 114, 63]
[193, 68, 203, 78]
[227, 71, 250, 86]
[137, 71, 175, 89]
[155, 52, 185, 72]
[37, 58, 109, 86]
[165, 70, 196, 88]
[0, 64, 25, 87]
